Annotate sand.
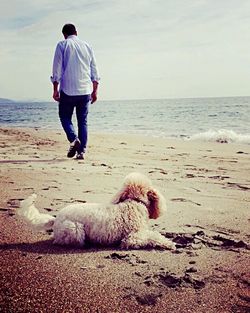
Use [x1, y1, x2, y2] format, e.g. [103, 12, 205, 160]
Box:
[0, 126, 249, 313]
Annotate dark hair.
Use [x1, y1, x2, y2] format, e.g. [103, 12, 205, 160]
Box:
[62, 24, 77, 36]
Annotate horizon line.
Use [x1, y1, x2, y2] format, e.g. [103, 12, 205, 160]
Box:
[1, 94, 250, 103]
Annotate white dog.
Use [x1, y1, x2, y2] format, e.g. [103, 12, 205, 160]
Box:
[18, 172, 175, 250]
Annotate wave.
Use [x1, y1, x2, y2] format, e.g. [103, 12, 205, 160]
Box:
[189, 129, 250, 144]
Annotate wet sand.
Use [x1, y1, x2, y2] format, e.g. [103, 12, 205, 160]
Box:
[0, 127, 249, 313]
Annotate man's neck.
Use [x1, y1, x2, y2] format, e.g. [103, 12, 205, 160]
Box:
[64, 33, 77, 39]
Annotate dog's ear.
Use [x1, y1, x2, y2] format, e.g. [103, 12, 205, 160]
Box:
[147, 189, 160, 219]
[112, 187, 129, 204]
[117, 189, 129, 203]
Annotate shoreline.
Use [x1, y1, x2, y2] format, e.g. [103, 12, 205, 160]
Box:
[0, 126, 249, 313]
[1, 124, 250, 146]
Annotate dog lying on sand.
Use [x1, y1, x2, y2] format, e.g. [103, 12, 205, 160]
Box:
[18, 172, 175, 250]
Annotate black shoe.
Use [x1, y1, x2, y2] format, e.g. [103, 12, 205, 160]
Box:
[67, 139, 81, 158]
[76, 152, 84, 160]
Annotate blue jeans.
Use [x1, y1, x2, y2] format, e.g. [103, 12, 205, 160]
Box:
[59, 91, 90, 153]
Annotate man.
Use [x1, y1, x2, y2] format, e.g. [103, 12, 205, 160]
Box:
[51, 23, 100, 159]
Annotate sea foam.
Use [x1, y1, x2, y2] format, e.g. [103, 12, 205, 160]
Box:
[189, 129, 250, 144]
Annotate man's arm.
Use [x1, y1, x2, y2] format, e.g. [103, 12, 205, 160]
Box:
[50, 43, 63, 102]
[89, 47, 100, 104]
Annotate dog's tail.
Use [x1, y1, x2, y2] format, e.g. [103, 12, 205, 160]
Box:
[18, 194, 55, 231]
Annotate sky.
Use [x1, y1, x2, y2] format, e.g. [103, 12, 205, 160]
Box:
[0, 0, 249, 101]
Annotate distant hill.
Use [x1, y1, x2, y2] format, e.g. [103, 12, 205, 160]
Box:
[0, 98, 15, 103]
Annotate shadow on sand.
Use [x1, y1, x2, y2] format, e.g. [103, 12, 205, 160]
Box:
[0, 239, 120, 255]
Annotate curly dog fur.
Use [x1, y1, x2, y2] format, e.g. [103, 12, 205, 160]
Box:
[18, 172, 175, 250]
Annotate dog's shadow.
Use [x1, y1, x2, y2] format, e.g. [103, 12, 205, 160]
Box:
[0, 239, 120, 255]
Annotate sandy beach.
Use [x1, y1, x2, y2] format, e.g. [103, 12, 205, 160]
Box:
[0, 126, 249, 313]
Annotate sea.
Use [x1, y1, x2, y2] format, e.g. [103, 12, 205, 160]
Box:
[0, 96, 250, 144]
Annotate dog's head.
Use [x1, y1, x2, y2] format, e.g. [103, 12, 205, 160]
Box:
[112, 172, 167, 219]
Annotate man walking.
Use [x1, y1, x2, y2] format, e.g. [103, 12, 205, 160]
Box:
[51, 23, 100, 159]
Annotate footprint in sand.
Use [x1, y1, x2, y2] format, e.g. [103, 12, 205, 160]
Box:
[105, 253, 148, 266]
[186, 173, 196, 178]
[171, 198, 201, 206]
[224, 182, 250, 191]
[148, 168, 168, 175]
[162, 231, 249, 250]
[208, 175, 230, 180]
[143, 270, 206, 290]
[236, 151, 249, 155]
[135, 293, 162, 306]
[159, 272, 206, 290]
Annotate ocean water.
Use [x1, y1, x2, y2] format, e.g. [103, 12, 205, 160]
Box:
[0, 96, 250, 144]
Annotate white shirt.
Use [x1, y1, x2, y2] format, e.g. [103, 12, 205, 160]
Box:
[51, 35, 100, 96]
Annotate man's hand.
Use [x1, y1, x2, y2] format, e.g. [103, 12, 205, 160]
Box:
[53, 90, 60, 102]
[91, 91, 97, 104]
[91, 80, 99, 104]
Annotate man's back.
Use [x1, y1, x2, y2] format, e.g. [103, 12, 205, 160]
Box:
[52, 35, 99, 96]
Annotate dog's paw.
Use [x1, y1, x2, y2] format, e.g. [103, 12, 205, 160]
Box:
[168, 242, 176, 250]
[119, 241, 129, 250]
[161, 240, 176, 250]
[120, 240, 140, 250]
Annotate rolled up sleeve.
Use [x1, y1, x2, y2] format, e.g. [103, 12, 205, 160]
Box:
[50, 43, 63, 83]
[90, 49, 100, 82]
